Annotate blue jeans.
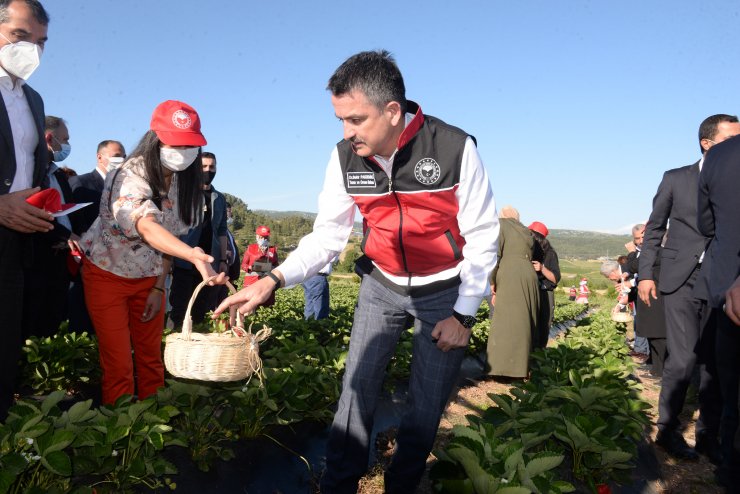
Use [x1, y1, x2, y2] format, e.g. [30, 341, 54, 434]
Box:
[303, 274, 330, 320]
[320, 274, 464, 494]
[633, 335, 649, 354]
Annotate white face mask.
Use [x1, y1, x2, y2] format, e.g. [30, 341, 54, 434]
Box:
[160, 147, 198, 172]
[53, 142, 71, 162]
[257, 238, 269, 249]
[106, 156, 124, 172]
[0, 32, 42, 80]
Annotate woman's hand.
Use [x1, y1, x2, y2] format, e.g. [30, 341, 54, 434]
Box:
[190, 247, 228, 285]
[141, 290, 163, 322]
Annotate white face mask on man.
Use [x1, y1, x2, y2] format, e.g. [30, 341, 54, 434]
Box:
[104, 156, 125, 173]
[160, 147, 199, 172]
[0, 32, 42, 80]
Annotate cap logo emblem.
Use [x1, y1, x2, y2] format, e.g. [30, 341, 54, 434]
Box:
[172, 110, 192, 129]
[414, 158, 441, 185]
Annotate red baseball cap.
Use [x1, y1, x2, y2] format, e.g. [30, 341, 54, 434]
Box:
[528, 221, 549, 238]
[150, 100, 207, 147]
[256, 225, 270, 236]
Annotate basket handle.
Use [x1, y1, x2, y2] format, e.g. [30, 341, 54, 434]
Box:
[181, 277, 241, 340]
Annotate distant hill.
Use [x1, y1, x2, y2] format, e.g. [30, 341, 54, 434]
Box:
[253, 210, 317, 221]
[548, 229, 631, 260]
[247, 210, 630, 261]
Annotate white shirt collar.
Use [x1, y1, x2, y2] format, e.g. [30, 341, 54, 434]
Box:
[0, 65, 25, 91]
[373, 112, 415, 172]
[698, 156, 705, 172]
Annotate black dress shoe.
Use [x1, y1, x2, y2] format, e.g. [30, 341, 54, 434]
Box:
[695, 433, 723, 465]
[655, 429, 699, 460]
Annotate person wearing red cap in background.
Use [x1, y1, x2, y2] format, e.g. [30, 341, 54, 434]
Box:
[528, 221, 561, 349]
[575, 277, 590, 304]
[78, 100, 227, 405]
[240, 225, 280, 308]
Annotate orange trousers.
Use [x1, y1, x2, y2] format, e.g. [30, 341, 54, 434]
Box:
[82, 261, 165, 405]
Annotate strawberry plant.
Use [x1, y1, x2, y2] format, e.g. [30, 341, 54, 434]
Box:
[18, 328, 100, 396]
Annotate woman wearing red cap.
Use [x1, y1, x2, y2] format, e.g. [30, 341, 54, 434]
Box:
[529, 221, 561, 349]
[240, 225, 280, 308]
[79, 100, 227, 405]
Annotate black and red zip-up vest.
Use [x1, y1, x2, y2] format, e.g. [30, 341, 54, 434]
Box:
[337, 101, 473, 283]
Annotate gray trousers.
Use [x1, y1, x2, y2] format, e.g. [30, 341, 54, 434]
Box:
[321, 274, 465, 494]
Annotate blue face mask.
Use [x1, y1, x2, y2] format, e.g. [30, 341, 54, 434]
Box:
[257, 238, 269, 249]
[53, 141, 71, 162]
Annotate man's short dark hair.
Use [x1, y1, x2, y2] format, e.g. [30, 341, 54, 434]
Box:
[327, 50, 407, 114]
[202, 151, 216, 163]
[698, 114, 739, 153]
[0, 0, 50, 25]
[97, 139, 124, 154]
[44, 115, 64, 132]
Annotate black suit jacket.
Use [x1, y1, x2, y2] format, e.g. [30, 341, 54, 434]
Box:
[696, 136, 740, 308]
[639, 161, 709, 295]
[69, 170, 104, 234]
[0, 84, 47, 193]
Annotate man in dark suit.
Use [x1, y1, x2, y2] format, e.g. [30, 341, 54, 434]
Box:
[0, 0, 53, 420]
[69, 139, 126, 234]
[168, 151, 228, 327]
[21, 115, 81, 339]
[67, 140, 125, 334]
[696, 134, 740, 487]
[639, 114, 740, 462]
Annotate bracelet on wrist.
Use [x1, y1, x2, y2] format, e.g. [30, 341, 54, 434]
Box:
[151, 286, 164, 294]
[265, 271, 282, 291]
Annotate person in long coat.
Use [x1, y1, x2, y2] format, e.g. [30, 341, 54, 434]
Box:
[486, 207, 540, 378]
[635, 250, 668, 377]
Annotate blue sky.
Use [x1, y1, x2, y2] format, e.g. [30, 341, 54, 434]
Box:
[31, 0, 739, 233]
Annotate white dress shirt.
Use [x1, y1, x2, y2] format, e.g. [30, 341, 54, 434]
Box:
[0, 66, 38, 192]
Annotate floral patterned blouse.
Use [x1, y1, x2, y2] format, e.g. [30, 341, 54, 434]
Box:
[81, 157, 192, 278]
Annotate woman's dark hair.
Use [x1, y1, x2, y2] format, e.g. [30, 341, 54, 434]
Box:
[128, 130, 202, 226]
[532, 230, 552, 255]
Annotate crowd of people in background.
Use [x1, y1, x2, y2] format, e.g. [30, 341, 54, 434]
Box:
[597, 114, 740, 490]
[3, 1, 740, 492]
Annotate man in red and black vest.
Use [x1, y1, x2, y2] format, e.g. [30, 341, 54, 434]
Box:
[215, 50, 499, 493]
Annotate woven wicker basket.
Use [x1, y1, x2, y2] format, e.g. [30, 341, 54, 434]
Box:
[610, 306, 633, 323]
[164, 279, 271, 382]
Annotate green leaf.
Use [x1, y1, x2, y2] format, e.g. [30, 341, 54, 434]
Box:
[525, 452, 563, 477]
[0, 470, 17, 494]
[447, 446, 500, 494]
[42, 429, 76, 454]
[40, 390, 67, 414]
[66, 400, 94, 423]
[451, 425, 485, 447]
[601, 449, 633, 465]
[503, 444, 524, 475]
[551, 480, 576, 493]
[0, 452, 28, 475]
[41, 450, 72, 476]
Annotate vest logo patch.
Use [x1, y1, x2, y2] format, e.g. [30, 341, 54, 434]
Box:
[347, 172, 377, 188]
[414, 158, 441, 185]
